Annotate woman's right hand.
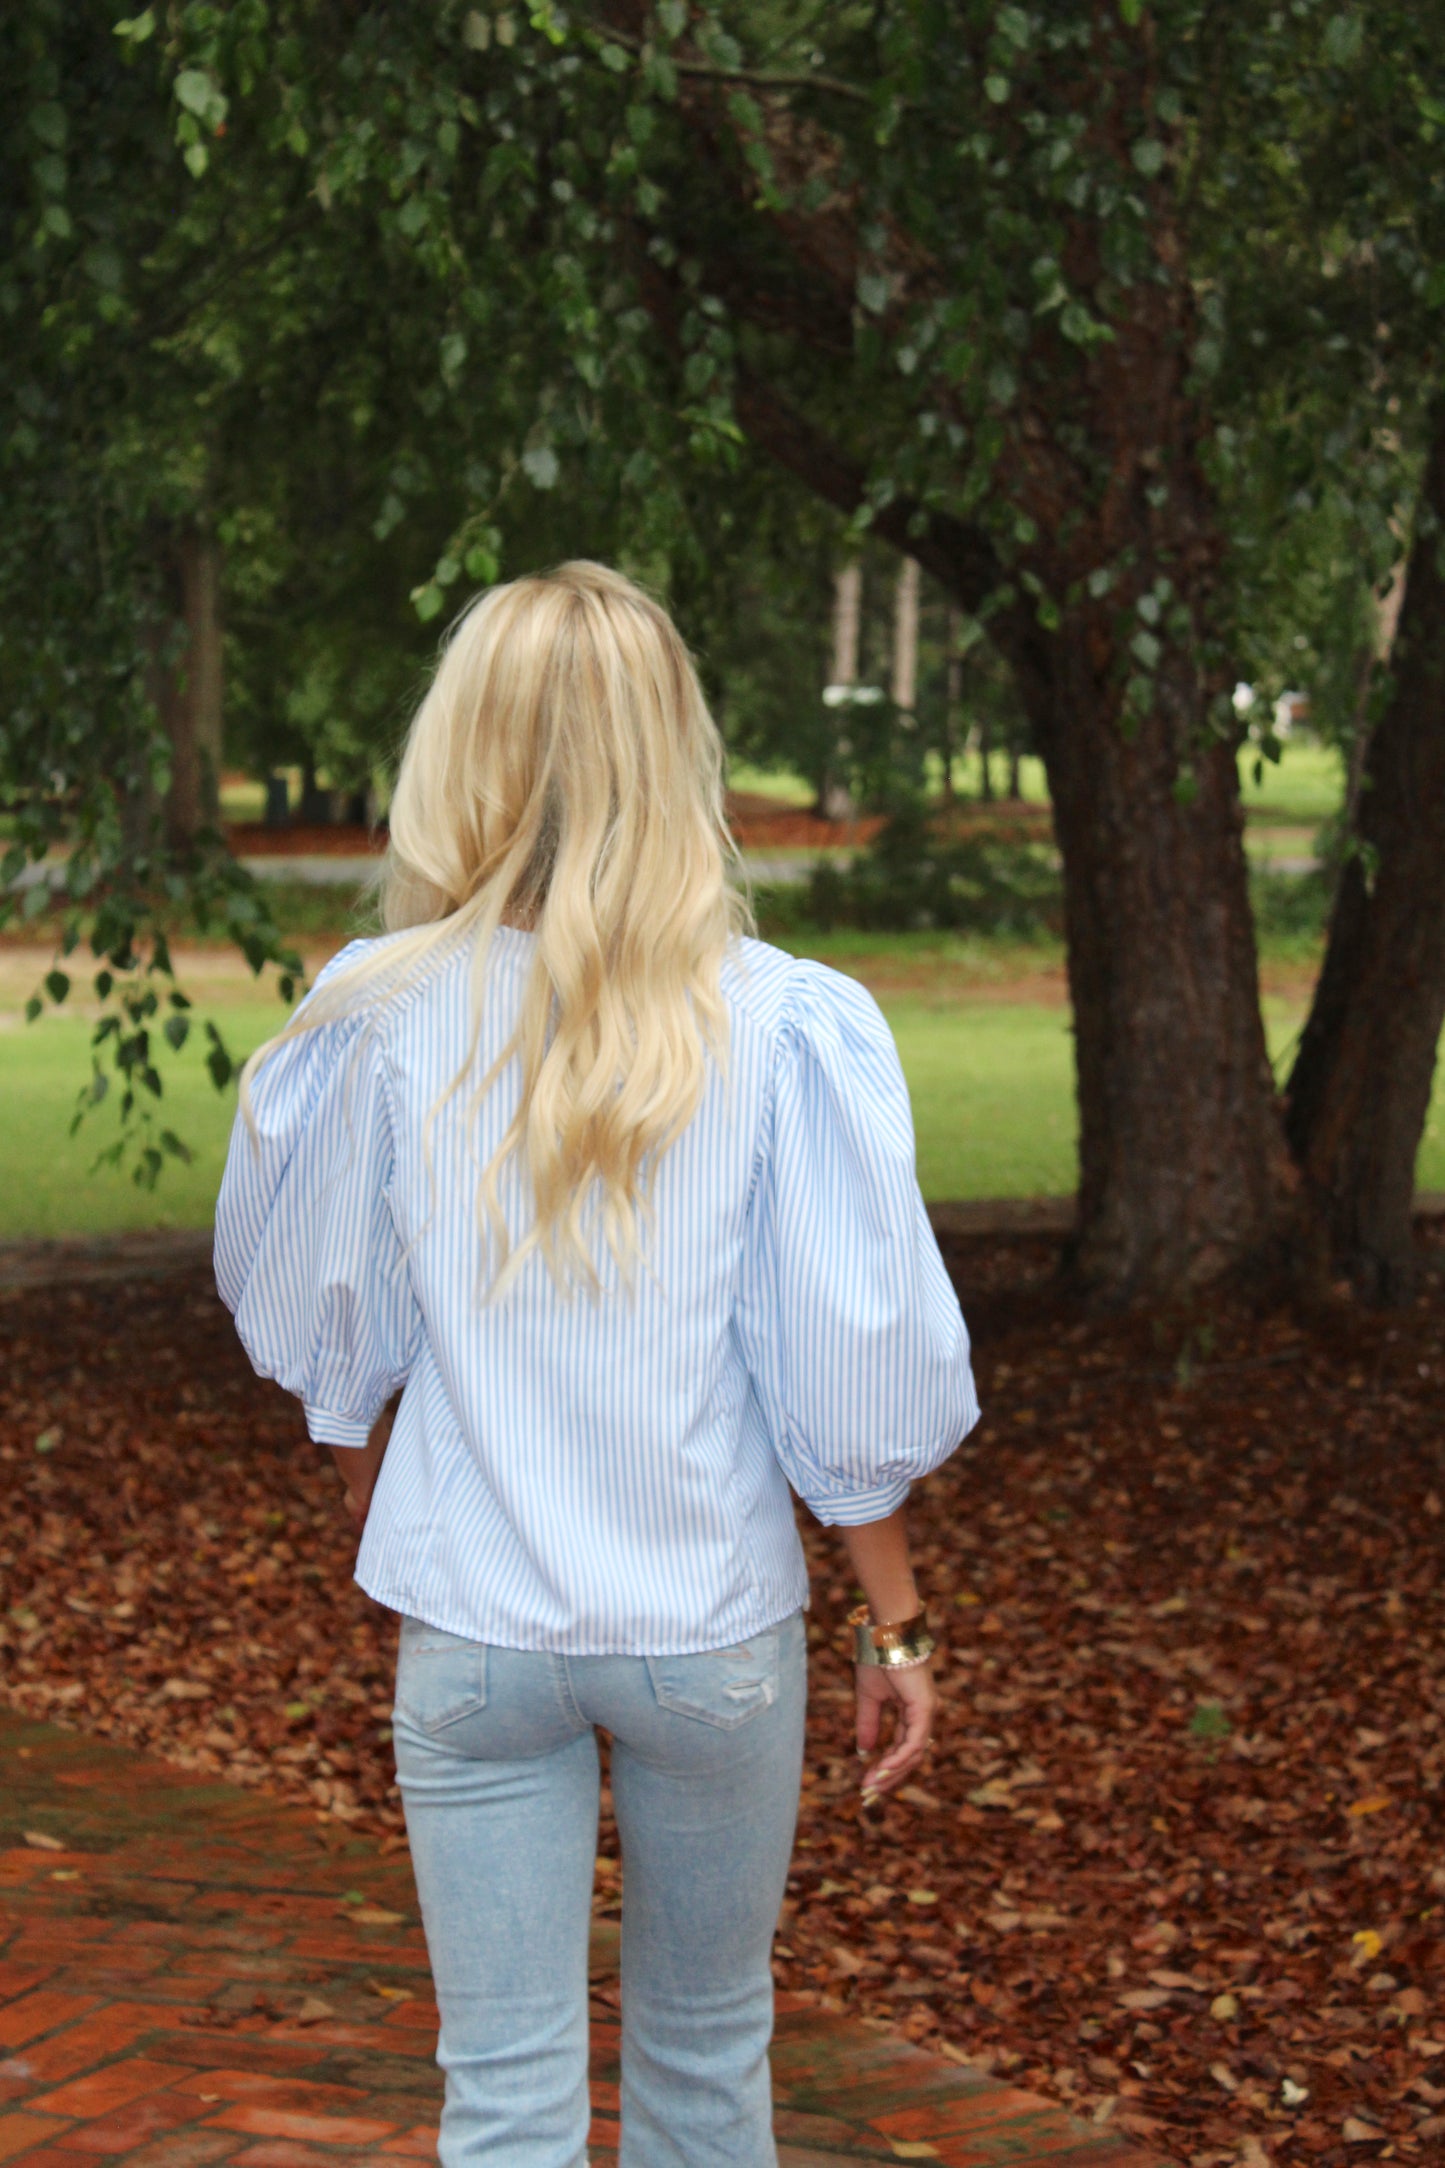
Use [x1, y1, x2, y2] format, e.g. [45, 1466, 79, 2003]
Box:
[856, 1658, 937, 1802]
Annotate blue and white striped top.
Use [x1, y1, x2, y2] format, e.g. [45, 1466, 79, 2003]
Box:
[214, 928, 978, 1654]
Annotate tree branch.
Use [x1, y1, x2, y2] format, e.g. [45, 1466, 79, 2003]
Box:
[588, 23, 881, 105]
[730, 363, 995, 603]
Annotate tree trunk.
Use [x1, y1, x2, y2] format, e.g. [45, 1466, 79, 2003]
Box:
[891, 557, 920, 722]
[150, 525, 223, 849]
[1007, 742, 1023, 802]
[1037, 642, 1297, 1297]
[1284, 409, 1445, 1299]
[819, 562, 860, 821]
[977, 711, 994, 803]
[942, 609, 961, 809]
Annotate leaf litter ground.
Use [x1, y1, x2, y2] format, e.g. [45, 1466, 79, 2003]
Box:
[1, 1232, 1441, 2167]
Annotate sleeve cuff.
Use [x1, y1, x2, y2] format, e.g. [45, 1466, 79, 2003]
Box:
[304, 1404, 375, 1449]
[801, 1475, 913, 1528]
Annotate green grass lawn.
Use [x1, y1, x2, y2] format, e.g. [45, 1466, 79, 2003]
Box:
[0, 1000, 282, 1241]
[1238, 737, 1344, 827]
[7, 979, 1445, 1239]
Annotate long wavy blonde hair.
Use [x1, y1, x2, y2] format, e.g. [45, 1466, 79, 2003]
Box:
[245, 561, 752, 1295]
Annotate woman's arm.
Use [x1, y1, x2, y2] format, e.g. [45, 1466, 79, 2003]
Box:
[840, 1500, 919, 1621]
[329, 1398, 398, 1526]
[838, 1499, 937, 1804]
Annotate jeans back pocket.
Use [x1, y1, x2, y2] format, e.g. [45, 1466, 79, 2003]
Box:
[395, 1618, 490, 1736]
[644, 1630, 781, 1729]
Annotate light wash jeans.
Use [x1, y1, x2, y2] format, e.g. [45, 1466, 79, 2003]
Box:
[391, 1609, 808, 2168]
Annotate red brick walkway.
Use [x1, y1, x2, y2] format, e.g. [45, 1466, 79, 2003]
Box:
[0, 1711, 1171, 2167]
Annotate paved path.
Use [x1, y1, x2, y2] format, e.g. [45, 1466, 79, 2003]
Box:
[0, 1712, 1170, 2168]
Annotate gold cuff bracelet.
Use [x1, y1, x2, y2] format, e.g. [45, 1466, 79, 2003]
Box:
[847, 1602, 936, 1670]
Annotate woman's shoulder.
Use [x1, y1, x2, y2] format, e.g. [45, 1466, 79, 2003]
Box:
[302, 922, 477, 1034]
[724, 937, 890, 1047]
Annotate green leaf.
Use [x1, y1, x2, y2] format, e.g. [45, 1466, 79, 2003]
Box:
[412, 581, 446, 621]
[521, 443, 560, 489]
[1131, 138, 1165, 178]
[1118, 0, 1143, 22]
[599, 42, 630, 73]
[24, 994, 42, 1022]
[857, 271, 889, 315]
[159, 1128, 193, 1163]
[29, 102, 67, 151]
[204, 1023, 234, 1091]
[462, 9, 491, 49]
[41, 203, 74, 239]
[642, 52, 677, 100]
[464, 542, 500, 583]
[1131, 628, 1162, 670]
[183, 142, 209, 179]
[1322, 13, 1362, 65]
[44, 969, 69, 1004]
[163, 1013, 190, 1050]
[83, 243, 124, 291]
[984, 74, 1010, 105]
[113, 8, 156, 42]
[174, 69, 218, 117]
[1189, 1700, 1231, 1740]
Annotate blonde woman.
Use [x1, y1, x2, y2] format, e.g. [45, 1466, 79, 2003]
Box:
[215, 563, 978, 2168]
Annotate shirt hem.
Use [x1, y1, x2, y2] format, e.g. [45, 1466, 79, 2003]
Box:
[353, 1565, 812, 1657]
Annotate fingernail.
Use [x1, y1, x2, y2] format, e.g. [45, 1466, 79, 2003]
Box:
[860, 1788, 880, 1807]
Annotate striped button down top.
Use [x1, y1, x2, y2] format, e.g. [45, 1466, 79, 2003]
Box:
[214, 928, 979, 1654]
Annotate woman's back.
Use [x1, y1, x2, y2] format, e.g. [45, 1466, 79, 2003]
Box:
[214, 562, 977, 2165]
[216, 921, 975, 1653]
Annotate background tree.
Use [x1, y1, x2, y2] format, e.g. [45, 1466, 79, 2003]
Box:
[13, 0, 1445, 1299]
[167, 0, 1342, 1296]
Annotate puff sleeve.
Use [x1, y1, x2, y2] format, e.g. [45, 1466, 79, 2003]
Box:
[213, 968, 421, 1448]
[734, 960, 979, 1525]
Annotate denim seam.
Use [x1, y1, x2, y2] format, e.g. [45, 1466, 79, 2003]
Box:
[552, 1651, 589, 1732]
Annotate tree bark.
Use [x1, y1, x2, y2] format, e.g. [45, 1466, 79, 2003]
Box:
[1040, 638, 1296, 1296]
[891, 557, 919, 720]
[1285, 408, 1445, 1299]
[149, 524, 223, 849]
[819, 561, 860, 821]
[943, 609, 961, 810]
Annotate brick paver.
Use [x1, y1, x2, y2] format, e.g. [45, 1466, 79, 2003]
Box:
[0, 1711, 1173, 2166]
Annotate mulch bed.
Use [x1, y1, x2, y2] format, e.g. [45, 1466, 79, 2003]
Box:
[223, 794, 1049, 861]
[1, 1234, 1441, 2167]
